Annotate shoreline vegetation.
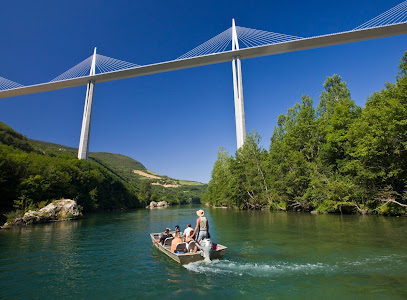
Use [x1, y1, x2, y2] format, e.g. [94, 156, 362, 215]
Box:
[203, 51, 407, 217]
[0, 122, 206, 226]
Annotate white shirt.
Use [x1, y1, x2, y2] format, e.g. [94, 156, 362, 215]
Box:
[183, 226, 193, 239]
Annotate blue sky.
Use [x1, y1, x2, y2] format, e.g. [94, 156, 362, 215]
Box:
[0, 0, 406, 183]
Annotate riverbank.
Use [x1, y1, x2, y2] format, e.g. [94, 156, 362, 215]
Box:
[1, 199, 82, 229]
[210, 203, 407, 217]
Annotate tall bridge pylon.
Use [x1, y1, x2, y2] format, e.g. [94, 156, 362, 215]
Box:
[78, 47, 97, 160]
[231, 19, 246, 149]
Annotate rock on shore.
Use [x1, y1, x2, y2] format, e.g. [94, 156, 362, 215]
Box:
[147, 201, 169, 209]
[2, 199, 82, 228]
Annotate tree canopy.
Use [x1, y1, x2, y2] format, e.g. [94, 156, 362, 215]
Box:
[203, 51, 407, 216]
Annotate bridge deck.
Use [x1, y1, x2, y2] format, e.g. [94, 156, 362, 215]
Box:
[1, 23, 407, 99]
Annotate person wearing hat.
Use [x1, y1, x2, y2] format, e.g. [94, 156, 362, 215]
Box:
[154, 228, 173, 245]
[192, 209, 209, 242]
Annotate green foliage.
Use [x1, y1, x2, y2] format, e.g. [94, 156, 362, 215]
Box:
[4, 209, 24, 223]
[0, 122, 35, 153]
[203, 52, 407, 215]
[0, 126, 142, 214]
[0, 122, 206, 216]
[203, 147, 234, 207]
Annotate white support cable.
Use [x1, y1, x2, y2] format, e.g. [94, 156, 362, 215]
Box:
[211, 32, 232, 54]
[64, 59, 90, 79]
[220, 39, 232, 52]
[394, 11, 407, 24]
[182, 29, 230, 58]
[238, 38, 251, 48]
[237, 27, 267, 41]
[51, 55, 93, 82]
[96, 61, 111, 74]
[362, 5, 399, 27]
[245, 34, 293, 45]
[203, 30, 228, 54]
[200, 31, 226, 54]
[239, 37, 257, 48]
[206, 29, 231, 53]
[365, 2, 407, 28]
[95, 54, 140, 72]
[353, 0, 407, 30]
[179, 36, 213, 58]
[177, 28, 232, 60]
[176, 25, 302, 60]
[381, 1, 407, 24]
[195, 30, 231, 55]
[239, 27, 301, 40]
[380, 2, 406, 23]
[51, 53, 141, 82]
[236, 26, 302, 48]
[392, 6, 407, 24]
[207, 34, 230, 54]
[0, 76, 24, 91]
[241, 34, 273, 45]
[391, 2, 407, 24]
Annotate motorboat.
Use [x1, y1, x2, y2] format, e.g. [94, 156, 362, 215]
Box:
[150, 232, 227, 265]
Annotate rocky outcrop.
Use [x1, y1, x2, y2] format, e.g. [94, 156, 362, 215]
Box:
[2, 199, 81, 228]
[147, 201, 169, 209]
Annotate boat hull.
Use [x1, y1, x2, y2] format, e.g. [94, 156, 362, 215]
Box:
[150, 233, 227, 265]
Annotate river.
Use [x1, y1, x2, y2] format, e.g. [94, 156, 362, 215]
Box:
[1, 205, 406, 299]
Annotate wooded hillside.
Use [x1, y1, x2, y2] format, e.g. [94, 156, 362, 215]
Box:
[0, 123, 206, 222]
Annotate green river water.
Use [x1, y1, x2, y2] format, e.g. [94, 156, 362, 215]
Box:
[1, 205, 406, 299]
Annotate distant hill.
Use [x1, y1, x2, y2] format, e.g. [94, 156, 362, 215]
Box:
[29, 138, 206, 190]
[0, 122, 35, 152]
[0, 121, 206, 217]
[7, 123, 204, 202]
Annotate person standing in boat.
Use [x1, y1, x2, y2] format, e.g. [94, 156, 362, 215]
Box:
[192, 209, 209, 242]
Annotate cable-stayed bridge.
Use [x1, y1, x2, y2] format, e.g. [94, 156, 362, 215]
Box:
[1, 1, 407, 158]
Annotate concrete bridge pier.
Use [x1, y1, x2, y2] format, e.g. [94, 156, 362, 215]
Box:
[78, 48, 97, 160]
[232, 19, 246, 149]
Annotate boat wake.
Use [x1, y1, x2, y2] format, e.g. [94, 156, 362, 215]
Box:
[183, 259, 325, 277]
[183, 254, 407, 277]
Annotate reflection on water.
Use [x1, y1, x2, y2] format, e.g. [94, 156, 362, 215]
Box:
[1, 206, 407, 299]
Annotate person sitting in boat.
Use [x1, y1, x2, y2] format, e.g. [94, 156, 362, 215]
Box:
[185, 229, 195, 243]
[192, 209, 209, 242]
[170, 230, 183, 253]
[154, 228, 173, 245]
[185, 230, 200, 253]
[183, 223, 193, 240]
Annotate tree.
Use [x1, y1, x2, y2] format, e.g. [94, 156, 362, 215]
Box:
[203, 147, 233, 206]
[345, 53, 407, 213]
[317, 74, 351, 118]
[233, 131, 270, 209]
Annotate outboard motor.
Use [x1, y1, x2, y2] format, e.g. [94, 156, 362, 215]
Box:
[199, 238, 213, 262]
